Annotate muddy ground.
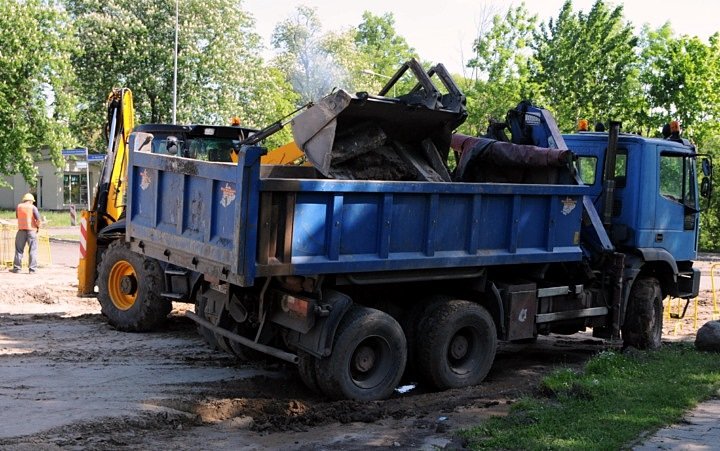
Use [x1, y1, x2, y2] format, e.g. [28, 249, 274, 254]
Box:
[0, 241, 716, 450]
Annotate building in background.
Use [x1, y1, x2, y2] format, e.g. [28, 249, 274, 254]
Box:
[0, 149, 103, 211]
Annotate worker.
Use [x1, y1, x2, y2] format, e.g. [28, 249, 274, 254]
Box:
[13, 193, 41, 274]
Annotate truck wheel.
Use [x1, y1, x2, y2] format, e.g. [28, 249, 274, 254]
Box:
[622, 277, 663, 350]
[315, 306, 406, 401]
[227, 323, 263, 362]
[297, 351, 321, 394]
[399, 295, 449, 381]
[97, 241, 171, 332]
[194, 291, 219, 350]
[416, 300, 497, 390]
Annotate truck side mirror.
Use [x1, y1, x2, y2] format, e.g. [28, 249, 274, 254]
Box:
[701, 177, 712, 199]
[702, 158, 712, 177]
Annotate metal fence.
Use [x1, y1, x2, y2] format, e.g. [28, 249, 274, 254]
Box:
[0, 224, 52, 269]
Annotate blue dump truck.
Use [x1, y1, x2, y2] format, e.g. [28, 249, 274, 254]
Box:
[96, 61, 711, 401]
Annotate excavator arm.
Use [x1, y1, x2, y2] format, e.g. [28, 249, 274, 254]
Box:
[78, 88, 134, 295]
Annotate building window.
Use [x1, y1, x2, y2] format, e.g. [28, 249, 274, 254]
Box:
[63, 173, 88, 205]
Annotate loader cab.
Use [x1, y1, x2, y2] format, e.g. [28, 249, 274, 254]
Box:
[132, 124, 258, 163]
[564, 132, 708, 263]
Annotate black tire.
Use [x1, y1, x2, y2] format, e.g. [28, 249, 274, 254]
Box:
[298, 351, 321, 394]
[194, 290, 219, 350]
[315, 306, 407, 401]
[97, 241, 171, 332]
[227, 323, 263, 361]
[622, 277, 663, 350]
[416, 300, 497, 390]
[399, 295, 450, 381]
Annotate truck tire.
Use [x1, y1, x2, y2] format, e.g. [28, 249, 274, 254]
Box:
[399, 295, 450, 381]
[194, 291, 219, 350]
[315, 306, 406, 401]
[622, 277, 663, 350]
[97, 241, 171, 332]
[297, 351, 321, 394]
[416, 300, 497, 390]
[228, 323, 263, 362]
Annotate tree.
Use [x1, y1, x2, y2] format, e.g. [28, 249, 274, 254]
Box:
[272, 6, 352, 104]
[354, 12, 417, 93]
[639, 24, 720, 139]
[533, 0, 640, 131]
[0, 0, 76, 184]
[67, 0, 297, 150]
[463, 3, 538, 135]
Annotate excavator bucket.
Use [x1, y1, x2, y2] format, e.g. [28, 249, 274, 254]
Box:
[291, 59, 467, 181]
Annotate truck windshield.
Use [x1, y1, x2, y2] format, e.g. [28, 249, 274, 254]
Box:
[659, 153, 696, 207]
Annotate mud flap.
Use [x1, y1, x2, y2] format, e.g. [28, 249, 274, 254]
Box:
[285, 289, 352, 358]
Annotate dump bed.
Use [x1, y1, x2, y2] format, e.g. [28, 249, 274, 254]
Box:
[126, 147, 589, 287]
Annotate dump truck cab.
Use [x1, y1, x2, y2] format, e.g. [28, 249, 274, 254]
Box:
[565, 132, 707, 298]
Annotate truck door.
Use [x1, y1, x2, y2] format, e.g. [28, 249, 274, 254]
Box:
[654, 149, 698, 261]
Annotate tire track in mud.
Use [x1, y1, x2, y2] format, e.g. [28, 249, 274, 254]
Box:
[0, 269, 612, 449]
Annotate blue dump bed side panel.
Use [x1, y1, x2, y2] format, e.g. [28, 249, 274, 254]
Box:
[127, 148, 263, 286]
[128, 148, 588, 287]
[257, 179, 588, 278]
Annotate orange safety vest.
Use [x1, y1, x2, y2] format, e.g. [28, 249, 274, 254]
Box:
[16, 202, 39, 230]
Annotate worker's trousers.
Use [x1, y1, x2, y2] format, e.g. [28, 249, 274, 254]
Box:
[14, 229, 38, 272]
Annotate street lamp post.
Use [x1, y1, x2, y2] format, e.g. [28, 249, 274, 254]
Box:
[172, 0, 179, 124]
[362, 69, 396, 97]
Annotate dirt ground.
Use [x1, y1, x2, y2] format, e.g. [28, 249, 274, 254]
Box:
[0, 241, 717, 450]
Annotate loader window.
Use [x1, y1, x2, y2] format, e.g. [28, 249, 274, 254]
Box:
[188, 137, 239, 162]
[154, 137, 185, 155]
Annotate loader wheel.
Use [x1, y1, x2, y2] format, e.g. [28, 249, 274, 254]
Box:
[97, 241, 170, 331]
[416, 300, 497, 390]
[622, 277, 663, 350]
[315, 306, 406, 401]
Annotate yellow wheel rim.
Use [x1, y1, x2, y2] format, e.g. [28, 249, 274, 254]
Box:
[108, 260, 138, 310]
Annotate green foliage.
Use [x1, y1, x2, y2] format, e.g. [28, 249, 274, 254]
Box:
[639, 25, 720, 133]
[67, 0, 297, 151]
[353, 12, 417, 95]
[0, 0, 76, 185]
[0, 208, 74, 226]
[533, 0, 640, 131]
[271, 5, 353, 104]
[462, 4, 538, 135]
[463, 344, 720, 450]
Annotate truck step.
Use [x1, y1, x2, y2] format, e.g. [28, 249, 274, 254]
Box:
[164, 269, 189, 276]
[161, 292, 185, 300]
[536, 307, 608, 324]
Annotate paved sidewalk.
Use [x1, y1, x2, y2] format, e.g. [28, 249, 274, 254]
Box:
[634, 398, 720, 450]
